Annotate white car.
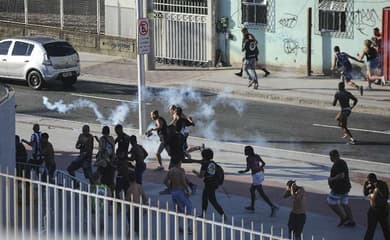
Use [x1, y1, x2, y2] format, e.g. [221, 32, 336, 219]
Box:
[0, 36, 80, 90]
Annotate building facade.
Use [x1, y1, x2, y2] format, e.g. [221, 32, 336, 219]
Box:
[217, 0, 388, 73]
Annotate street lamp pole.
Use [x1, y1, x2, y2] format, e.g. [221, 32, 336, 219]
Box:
[137, 0, 146, 136]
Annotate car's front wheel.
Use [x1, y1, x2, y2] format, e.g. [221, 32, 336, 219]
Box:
[27, 70, 45, 90]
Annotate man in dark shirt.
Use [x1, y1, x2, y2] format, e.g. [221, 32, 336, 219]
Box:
[333, 81, 358, 144]
[146, 110, 168, 171]
[331, 46, 364, 95]
[363, 173, 390, 240]
[243, 35, 259, 89]
[128, 135, 148, 185]
[235, 28, 270, 78]
[40, 133, 56, 183]
[192, 148, 226, 220]
[115, 124, 131, 196]
[67, 125, 94, 183]
[327, 150, 355, 227]
[15, 135, 27, 177]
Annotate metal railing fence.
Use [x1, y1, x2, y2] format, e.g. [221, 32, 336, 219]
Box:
[0, 0, 104, 33]
[0, 170, 297, 240]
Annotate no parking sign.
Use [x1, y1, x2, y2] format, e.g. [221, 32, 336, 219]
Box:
[138, 18, 150, 55]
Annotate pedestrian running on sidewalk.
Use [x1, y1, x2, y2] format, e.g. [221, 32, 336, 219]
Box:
[146, 110, 168, 171]
[363, 173, 390, 240]
[243, 34, 259, 89]
[357, 39, 386, 89]
[114, 124, 132, 197]
[332, 81, 358, 145]
[164, 159, 193, 233]
[332, 46, 364, 96]
[283, 180, 306, 240]
[192, 148, 227, 220]
[40, 133, 56, 183]
[327, 150, 356, 228]
[22, 123, 42, 167]
[238, 146, 278, 217]
[67, 125, 94, 183]
[128, 135, 148, 185]
[93, 126, 115, 191]
[235, 28, 270, 78]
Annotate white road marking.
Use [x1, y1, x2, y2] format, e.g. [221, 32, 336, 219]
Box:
[313, 123, 390, 135]
[70, 93, 152, 105]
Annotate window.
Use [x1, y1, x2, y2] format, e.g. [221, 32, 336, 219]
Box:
[0, 41, 12, 55]
[12, 41, 34, 56]
[242, 0, 267, 25]
[318, 0, 347, 32]
[43, 42, 76, 57]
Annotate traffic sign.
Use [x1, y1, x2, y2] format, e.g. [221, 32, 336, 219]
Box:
[138, 18, 150, 55]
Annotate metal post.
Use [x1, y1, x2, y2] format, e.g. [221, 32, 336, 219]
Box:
[137, 0, 147, 136]
[146, 0, 155, 70]
[307, 7, 312, 76]
[97, 0, 101, 34]
[24, 0, 28, 24]
[60, 0, 64, 30]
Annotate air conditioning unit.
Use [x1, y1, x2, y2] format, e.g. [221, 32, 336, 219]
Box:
[242, 0, 267, 5]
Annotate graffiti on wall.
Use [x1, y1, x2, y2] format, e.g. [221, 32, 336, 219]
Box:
[352, 8, 380, 36]
[278, 13, 298, 29]
[283, 38, 306, 55]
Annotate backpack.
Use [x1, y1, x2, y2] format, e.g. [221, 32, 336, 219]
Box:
[207, 161, 224, 186]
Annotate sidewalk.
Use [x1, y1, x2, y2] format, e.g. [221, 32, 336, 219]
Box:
[15, 114, 390, 240]
[79, 52, 390, 116]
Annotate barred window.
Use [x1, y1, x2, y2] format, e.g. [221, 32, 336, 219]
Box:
[241, 0, 267, 25]
[318, 0, 347, 32]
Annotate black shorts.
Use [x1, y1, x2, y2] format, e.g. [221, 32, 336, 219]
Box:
[336, 109, 351, 128]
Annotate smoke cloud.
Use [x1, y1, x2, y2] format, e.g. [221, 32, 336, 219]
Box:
[42, 86, 249, 142]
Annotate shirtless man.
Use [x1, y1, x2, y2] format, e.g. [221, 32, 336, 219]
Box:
[146, 110, 168, 171]
[164, 160, 192, 213]
[333, 81, 358, 144]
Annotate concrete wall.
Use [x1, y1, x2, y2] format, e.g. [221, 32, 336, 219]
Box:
[0, 21, 137, 59]
[217, 0, 387, 73]
[0, 85, 15, 170]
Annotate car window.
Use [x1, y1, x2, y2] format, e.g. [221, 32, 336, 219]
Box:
[43, 42, 76, 57]
[0, 41, 12, 55]
[12, 41, 34, 56]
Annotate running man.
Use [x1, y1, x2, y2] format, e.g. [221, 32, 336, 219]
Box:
[146, 110, 168, 171]
[283, 180, 306, 240]
[235, 28, 270, 78]
[164, 160, 193, 233]
[333, 81, 358, 144]
[332, 46, 364, 96]
[244, 34, 259, 89]
[238, 146, 278, 217]
[327, 150, 355, 227]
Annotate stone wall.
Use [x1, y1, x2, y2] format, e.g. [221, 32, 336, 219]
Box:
[0, 21, 137, 59]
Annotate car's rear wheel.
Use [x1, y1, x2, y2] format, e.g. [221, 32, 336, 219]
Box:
[62, 76, 77, 89]
[27, 70, 45, 90]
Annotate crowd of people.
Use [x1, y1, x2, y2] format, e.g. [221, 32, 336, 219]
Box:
[15, 117, 389, 239]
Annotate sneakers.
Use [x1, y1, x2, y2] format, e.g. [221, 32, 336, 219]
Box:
[347, 138, 356, 145]
[374, 79, 382, 85]
[381, 76, 386, 86]
[264, 71, 270, 77]
[245, 206, 255, 211]
[248, 80, 254, 88]
[235, 72, 242, 77]
[359, 86, 363, 96]
[270, 206, 279, 217]
[154, 166, 164, 171]
[337, 218, 349, 227]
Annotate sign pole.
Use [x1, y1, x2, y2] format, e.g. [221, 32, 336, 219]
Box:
[137, 0, 146, 136]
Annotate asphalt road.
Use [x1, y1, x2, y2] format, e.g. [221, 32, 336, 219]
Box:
[7, 78, 390, 163]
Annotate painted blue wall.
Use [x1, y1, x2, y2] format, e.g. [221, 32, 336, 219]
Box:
[217, 0, 386, 73]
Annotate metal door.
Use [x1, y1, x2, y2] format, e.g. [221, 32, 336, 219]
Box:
[153, 0, 215, 67]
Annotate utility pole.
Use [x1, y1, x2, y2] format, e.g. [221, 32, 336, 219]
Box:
[136, 0, 150, 136]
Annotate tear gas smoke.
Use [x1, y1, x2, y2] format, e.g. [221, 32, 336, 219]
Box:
[43, 86, 249, 142]
[42, 96, 133, 126]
